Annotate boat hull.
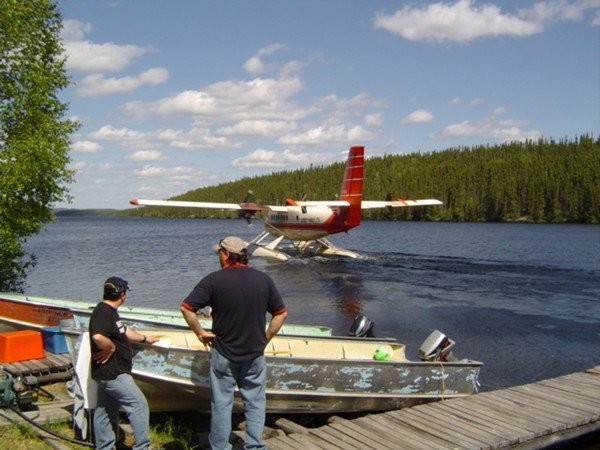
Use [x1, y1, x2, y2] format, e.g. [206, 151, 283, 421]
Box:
[64, 328, 482, 414]
[0, 295, 73, 330]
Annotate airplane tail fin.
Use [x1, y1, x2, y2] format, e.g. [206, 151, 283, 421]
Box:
[339, 146, 364, 227]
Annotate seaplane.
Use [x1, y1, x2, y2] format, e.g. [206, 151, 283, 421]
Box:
[129, 146, 443, 261]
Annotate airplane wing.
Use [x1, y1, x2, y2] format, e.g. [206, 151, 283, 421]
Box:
[361, 199, 443, 209]
[131, 197, 442, 211]
[130, 199, 289, 212]
[293, 199, 444, 209]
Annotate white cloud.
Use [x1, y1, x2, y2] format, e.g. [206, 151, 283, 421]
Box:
[121, 76, 307, 122]
[114, 60, 385, 156]
[278, 124, 375, 146]
[61, 19, 166, 99]
[72, 140, 103, 153]
[115, 76, 384, 154]
[518, 0, 600, 24]
[65, 40, 153, 73]
[165, 127, 233, 150]
[90, 125, 145, 141]
[313, 93, 382, 117]
[134, 170, 218, 201]
[374, 0, 542, 43]
[89, 124, 236, 151]
[279, 60, 305, 79]
[216, 120, 297, 137]
[168, 166, 203, 181]
[401, 109, 434, 124]
[133, 165, 207, 182]
[72, 161, 88, 170]
[76, 68, 169, 97]
[61, 19, 91, 41]
[243, 56, 264, 75]
[449, 97, 487, 107]
[231, 148, 331, 169]
[129, 150, 163, 162]
[430, 112, 542, 142]
[134, 165, 167, 177]
[365, 113, 382, 127]
[243, 43, 286, 75]
[232, 149, 284, 168]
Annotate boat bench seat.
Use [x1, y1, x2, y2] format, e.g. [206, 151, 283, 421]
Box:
[166, 333, 407, 361]
[166, 332, 206, 351]
[267, 339, 405, 361]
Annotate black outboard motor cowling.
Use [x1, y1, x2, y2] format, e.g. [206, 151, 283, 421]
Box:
[348, 314, 375, 338]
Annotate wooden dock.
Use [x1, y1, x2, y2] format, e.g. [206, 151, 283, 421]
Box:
[1, 352, 72, 384]
[263, 366, 600, 449]
[0, 365, 597, 448]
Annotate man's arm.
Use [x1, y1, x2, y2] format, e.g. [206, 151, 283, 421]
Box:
[181, 304, 215, 348]
[125, 326, 160, 345]
[91, 333, 115, 365]
[265, 310, 288, 343]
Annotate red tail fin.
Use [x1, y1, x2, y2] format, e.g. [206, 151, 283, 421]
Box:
[339, 146, 364, 227]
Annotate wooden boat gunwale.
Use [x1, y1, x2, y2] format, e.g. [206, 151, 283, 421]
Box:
[0, 292, 333, 336]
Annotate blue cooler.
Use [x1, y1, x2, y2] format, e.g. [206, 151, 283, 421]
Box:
[41, 326, 69, 354]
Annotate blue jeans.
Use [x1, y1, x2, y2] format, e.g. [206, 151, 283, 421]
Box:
[209, 348, 267, 450]
[93, 373, 151, 450]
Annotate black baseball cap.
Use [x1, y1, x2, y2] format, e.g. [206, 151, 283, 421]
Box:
[103, 276, 130, 299]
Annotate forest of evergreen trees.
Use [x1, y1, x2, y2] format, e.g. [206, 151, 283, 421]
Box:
[127, 135, 599, 224]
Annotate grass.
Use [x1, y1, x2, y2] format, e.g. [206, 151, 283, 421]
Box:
[0, 382, 209, 450]
[0, 417, 206, 449]
[1, 382, 329, 449]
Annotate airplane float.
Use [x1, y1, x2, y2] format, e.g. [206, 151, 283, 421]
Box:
[130, 146, 442, 261]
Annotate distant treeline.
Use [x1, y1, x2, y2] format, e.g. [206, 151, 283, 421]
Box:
[56, 209, 119, 217]
[126, 135, 600, 224]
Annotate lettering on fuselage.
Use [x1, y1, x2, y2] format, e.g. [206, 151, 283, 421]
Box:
[268, 207, 334, 228]
[269, 213, 323, 224]
[298, 217, 321, 223]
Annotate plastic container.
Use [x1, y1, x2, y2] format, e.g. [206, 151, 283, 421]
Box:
[41, 326, 69, 354]
[0, 329, 45, 362]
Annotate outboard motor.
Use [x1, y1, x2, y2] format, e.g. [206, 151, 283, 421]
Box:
[348, 314, 375, 338]
[419, 330, 457, 362]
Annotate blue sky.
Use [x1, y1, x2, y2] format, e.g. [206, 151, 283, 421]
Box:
[56, 0, 600, 209]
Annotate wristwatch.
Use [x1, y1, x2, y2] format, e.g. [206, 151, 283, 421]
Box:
[142, 335, 147, 343]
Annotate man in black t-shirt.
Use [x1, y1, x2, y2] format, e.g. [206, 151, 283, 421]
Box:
[181, 236, 287, 450]
[89, 276, 158, 450]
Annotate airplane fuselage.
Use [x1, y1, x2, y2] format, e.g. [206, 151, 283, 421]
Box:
[266, 206, 355, 241]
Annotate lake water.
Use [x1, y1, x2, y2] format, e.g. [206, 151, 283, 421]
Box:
[23, 217, 600, 392]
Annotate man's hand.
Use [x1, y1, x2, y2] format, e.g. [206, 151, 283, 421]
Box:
[181, 304, 215, 349]
[143, 335, 160, 344]
[266, 311, 288, 343]
[91, 333, 116, 364]
[197, 329, 216, 349]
